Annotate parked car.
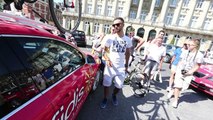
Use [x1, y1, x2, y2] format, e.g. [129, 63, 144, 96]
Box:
[190, 64, 213, 96]
[139, 43, 180, 63]
[0, 13, 101, 120]
[71, 30, 86, 47]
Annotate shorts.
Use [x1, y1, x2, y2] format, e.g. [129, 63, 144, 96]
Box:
[171, 65, 177, 73]
[143, 59, 159, 75]
[174, 70, 193, 91]
[103, 64, 125, 89]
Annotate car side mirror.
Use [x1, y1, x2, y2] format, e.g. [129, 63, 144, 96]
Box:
[86, 55, 96, 64]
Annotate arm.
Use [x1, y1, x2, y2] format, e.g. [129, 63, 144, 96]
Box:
[186, 63, 201, 76]
[158, 56, 164, 71]
[169, 55, 176, 68]
[125, 47, 131, 71]
[103, 46, 112, 67]
[134, 36, 145, 51]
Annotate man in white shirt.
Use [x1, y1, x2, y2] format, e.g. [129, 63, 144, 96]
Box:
[167, 39, 204, 108]
[143, 37, 166, 80]
[100, 17, 132, 109]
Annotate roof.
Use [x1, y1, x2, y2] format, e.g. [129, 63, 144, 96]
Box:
[0, 12, 61, 40]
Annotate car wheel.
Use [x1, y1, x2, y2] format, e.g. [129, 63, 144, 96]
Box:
[92, 70, 101, 91]
[164, 54, 171, 63]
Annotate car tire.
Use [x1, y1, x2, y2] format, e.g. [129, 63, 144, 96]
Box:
[92, 70, 101, 91]
[164, 54, 171, 63]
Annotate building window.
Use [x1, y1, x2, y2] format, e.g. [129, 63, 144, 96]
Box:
[183, 0, 190, 8]
[155, 0, 161, 7]
[151, 12, 158, 22]
[96, 5, 102, 15]
[132, 0, 138, 5]
[165, 13, 173, 25]
[190, 16, 198, 28]
[140, 11, 147, 21]
[209, 1, 213, 11]
[177, 15, 185, 26]
[196, 0, 204, 9]
[104, 24, 110, 34]
[163, 33, 168, 43]
[84, 21, 90, 32]
[170, 0, 177, 7]
[174, 35, 180, 45]
[117, 7, 123, 17]
[94, 23, 100, 33]
[87, 4, 92, 14]
[186, 36, 192, 40]
[203, 18, 212, 30]
[129, 10, 136, 19]
[106, 6, 112, 16]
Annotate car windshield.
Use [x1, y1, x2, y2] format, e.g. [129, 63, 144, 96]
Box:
[207, 77, 213, 81]
[193, 71, 206, 78]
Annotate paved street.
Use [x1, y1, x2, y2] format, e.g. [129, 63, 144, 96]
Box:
[76, 39, 213, 120]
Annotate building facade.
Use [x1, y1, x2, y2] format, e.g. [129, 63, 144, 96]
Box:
[63, 0, 213, 51]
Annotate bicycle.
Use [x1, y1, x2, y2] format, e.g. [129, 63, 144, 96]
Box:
[125, 53, 150, 97]
[5, 0, 82, 34]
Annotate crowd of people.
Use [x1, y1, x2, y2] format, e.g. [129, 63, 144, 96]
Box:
[90, 17, 205, 109]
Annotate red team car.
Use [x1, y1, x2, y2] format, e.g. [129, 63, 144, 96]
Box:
[0, 13, 101, 120]
[191, 64, 213, 96]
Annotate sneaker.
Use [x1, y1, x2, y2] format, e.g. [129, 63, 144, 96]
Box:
[167, 89, 174, 99]
[112, 95, 118, 106]
[100, 98, 107, 109]
[166, 87, 172, 92]
[172, 100, 178, 108]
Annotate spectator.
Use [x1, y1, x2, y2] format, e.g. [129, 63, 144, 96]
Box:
[142, 36, 166, 80]
[167, 39, 204, 108]
[100, 17, 132, 109]
[92, 32, 106, 72]
[167, 43, 188, 91]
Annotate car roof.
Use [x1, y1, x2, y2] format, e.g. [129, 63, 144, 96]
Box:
[0, 12, 62, 40]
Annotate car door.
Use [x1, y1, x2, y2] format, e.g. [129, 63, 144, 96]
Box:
[32, 38, 93, 120]
[0, 37, 55, 120]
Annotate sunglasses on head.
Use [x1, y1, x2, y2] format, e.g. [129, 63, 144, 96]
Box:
[112, 23, 122, 27]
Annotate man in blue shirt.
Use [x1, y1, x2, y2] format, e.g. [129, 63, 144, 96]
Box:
[167, 43, 188, 91]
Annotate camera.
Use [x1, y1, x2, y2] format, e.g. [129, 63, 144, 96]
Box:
[181, 69, 188, 75]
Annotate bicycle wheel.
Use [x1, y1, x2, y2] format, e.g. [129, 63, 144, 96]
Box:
[48, 0, 82, 34]
[130, 72, 147, 97]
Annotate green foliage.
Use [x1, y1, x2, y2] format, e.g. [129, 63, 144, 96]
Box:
[170, 37, 175, 45]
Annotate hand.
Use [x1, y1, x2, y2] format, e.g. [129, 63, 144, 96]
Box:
[125, 66, 128, 73]
[106, 60, 112, 67]
[184, 71, 193, 76]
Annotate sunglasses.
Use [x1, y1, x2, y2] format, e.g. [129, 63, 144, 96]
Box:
[187, 44, 197, 47]
[112, 23, 122, 27]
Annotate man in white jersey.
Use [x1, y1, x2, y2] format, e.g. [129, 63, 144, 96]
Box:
[100, 17, 132, 109]
[143, 34, 166, 80]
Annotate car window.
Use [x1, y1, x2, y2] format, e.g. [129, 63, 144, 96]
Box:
[166, 45, 173, 50]
[74, 36, 81, 39]
[193, 71, 206, 78]
[0, 40, 40, 118]
[207, 77, 213, 81]
[0, 37, 85, 118]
